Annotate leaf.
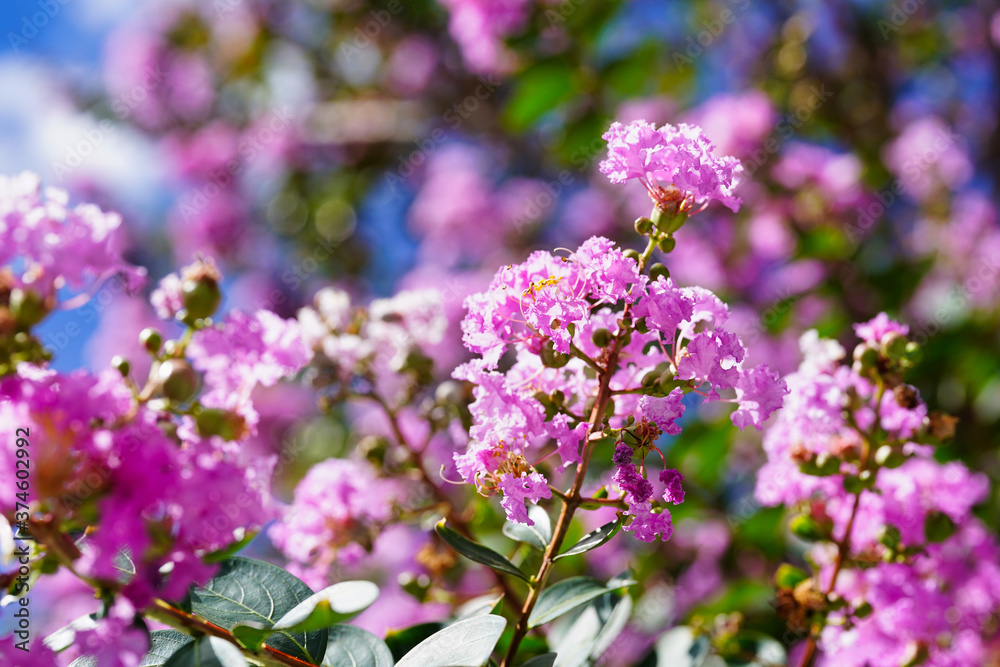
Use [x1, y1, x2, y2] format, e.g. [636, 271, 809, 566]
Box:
[435, 520, 529, 582]
[552, 592, 632, 667]
[141, 631, 196, 666]
[44, 613, 98, 652]
[204, 529, 258, 564]
[187, 556, 327, 665]
[322, 625, 394, 667]
[454, 593, 505, 621]
[529, 577, 629, 629]
[522, 654, 557, 667]
[555, 520, 621, 560]
[727, 632, 786, 667]
[502, 61, 576, 132]
[655, 627, 711, 667]
[385, 622, 444, 661]
[163, 636, 249, 667]
[502, 506, 552, 551]
[395, 616, 507, 667]
[233, 579, 381, 648]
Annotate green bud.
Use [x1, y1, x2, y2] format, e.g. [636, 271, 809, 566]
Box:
[111, 356, 131, 377]
[790, 514, 825, 541]
[540, 341, 570, 368]
[635, 317, 649, 334]
[854, 601, 873, 619]
[881, 332, 908, 361]
[877, 524, 901, 550]
[140, 328, 163, 354]
[651, 206, 689, 234]
[874, 445, 905, 468]
[641, 371, 659, 388]
[649, 263, 670, 282]
[181, 275, 222, 320]
[903, 341, 922, 364]
[774, 563, 809, 589]
[163, 340, 181, 358]
[158, 359, 199, 402]
[657, 235, 676, 253]
[622, 249, 641, 262]
[853, 344, 880, 376]
[195, 407, 246, 441]
[9, 288, 49, 327]
[591, 328, 613, 348]
[633, 216, 654, 235]
[550, 390, 565, 406]
[924, 511, 956, 543]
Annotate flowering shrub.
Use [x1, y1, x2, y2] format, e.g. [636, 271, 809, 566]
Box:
[2, 1, 1000, 665]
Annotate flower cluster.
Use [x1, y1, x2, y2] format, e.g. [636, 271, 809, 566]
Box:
[600, 121, 744, 212]
[298, 286, 447, 405]
[454, 233, 785, 539]
[757, 316, 1000, 666]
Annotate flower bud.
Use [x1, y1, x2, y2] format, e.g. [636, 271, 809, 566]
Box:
[657, 235, 676, 253]
[633, 217, 654, 235]
[774, 564, 809, 589]
[852, 344, 880, 376]
[874, 444, 905, 468]
[111, 356, 131, 377]
[649, 263, 670, 282]
[881, 331, 908, 360]
[622, 249, 641, 262]
[140, 328, 163, 354]
[539, 341, 570, 368]
[158, 359, 199, 402]
[181, 271, 222, 321]
[877, 524, 901, 550]
[9, 288, 49, 327]
[195, 407, 247, 441]
[790, 514, 824, 541]
[641, 371, 659, 388]
[651, 205, 688, 234]
[591, 328, 613, 348]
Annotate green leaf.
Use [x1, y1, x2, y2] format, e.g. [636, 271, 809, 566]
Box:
[502, 506, 552, 550]
[272, 580, 379, 633]
[322, 625, 394, 667]
[163, 636, 249, 667]
[435, 520, 530, 582]
[551, 592, 632, 667]
[727, 631, 786, 666]
[522, 654, 557, 667]
[395, 616, 507, 667]
[529, 577, 625, 628]
[140, 631, 195, 666]
[655, 627, 711, 667]
[454, 593, 505, 621]
[555, 520, 620, 560]
[385, 622, 444, 661]
[188, 556, 327, 665]
[44, 613, 98, 652]
[502, 62, 575, 132]
[204, 529, 258, 564]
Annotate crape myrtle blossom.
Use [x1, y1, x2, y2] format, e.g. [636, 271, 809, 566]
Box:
[454, 234, 786, 538]
[600, 120, 743, 213]
[0, 173, 146, 298]
[756, 317, 1000, 666]
[297, 286, 447, 405]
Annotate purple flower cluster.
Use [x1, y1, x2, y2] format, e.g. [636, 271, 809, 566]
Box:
[269, 458, 401, 590]
[454, 235, 786, 537]
[436, 0, 532, 73]
[0, 173, 146, 296]
[756, 317, 1000, 666]
[600, 121, 743, 212]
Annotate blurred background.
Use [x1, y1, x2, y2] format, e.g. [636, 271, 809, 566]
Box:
[5, 0, 999, 660]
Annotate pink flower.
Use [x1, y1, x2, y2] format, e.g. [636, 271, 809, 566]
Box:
[659, 469, 685, 505]
[637, 389, 686, 435]
[853, 312, 909, 346]
[623, 502, 674, 543]
[600, 121, 743, 212]
[732, 363, 786, 431]
[497, 471, 552, 525]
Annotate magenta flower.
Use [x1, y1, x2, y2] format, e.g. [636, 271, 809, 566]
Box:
[637, 390, 686, 435]
[659, 469, 685, 505]
[497, 471, 552, 525]
[600, 121, 743, 212]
